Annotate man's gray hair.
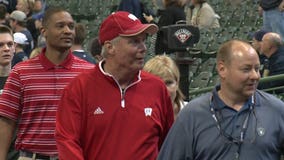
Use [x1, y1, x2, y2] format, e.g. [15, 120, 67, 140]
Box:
[101, 36, 121, 58]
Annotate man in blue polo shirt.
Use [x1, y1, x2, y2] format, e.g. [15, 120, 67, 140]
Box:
[158, 40, 284, 160]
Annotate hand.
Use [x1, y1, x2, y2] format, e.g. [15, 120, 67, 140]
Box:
[279, 0, 284, 12]
[143, 13, 154, 23]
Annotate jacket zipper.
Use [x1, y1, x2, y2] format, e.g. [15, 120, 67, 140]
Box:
[121, 88, 125, 108]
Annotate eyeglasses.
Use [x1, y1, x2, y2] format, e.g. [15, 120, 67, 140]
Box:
[210, 95, 257, 160]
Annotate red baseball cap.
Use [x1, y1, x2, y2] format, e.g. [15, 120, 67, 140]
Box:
[99, 11, 158, 44]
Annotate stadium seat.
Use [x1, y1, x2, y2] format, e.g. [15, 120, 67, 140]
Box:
[204, 42, 219, 55]
[189, 71, 212, 90]
[198, 58, 216, 73]
[188, 58, 202, 76]
[189, 37, 209, 55]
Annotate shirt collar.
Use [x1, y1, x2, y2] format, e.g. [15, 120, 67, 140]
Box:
[39, 48, 74, 70]
[73, 49, 84, 52]
[212, 85, 255, 111]
[98, 60, 141, 85]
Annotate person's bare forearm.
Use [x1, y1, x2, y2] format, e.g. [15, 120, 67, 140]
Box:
[0, 116, 16, 160]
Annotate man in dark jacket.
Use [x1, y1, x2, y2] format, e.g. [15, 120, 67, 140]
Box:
[258, 32, 284, 93]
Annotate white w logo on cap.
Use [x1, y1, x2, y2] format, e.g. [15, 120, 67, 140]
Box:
[128, 14, 138, 21]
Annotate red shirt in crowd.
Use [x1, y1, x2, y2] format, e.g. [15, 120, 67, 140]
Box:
[0, 49, 94, 155]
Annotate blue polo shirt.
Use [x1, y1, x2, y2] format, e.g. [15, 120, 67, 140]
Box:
[211, 87, 253, 142]
[158, 86, 284, 160]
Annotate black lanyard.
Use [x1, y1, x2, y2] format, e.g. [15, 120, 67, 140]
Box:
[210, 95, 255, 160]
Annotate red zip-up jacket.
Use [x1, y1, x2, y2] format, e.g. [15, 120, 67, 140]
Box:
[55, 62, 174, 160]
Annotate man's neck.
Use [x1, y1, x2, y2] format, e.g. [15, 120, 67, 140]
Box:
[266, 47, 278, 58]
[218, 89, 248, 111]
[103, 61, 137, 89]
[45, 47, 70, 65]
[0, 64, 11, 77]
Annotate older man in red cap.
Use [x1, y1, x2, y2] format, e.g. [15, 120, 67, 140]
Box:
[55, 11, 174, 160]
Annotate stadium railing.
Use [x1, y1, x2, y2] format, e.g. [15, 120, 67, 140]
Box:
[188, 74, 284, 100]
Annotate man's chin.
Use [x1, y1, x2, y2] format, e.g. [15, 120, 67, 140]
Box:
[244, 90, 255, 98]
[63, 43, 73, 48]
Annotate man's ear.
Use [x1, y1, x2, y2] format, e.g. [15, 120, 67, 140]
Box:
[217, 60, 226, 79]
[41, 27, 47, 38]
[104, 41, 115, 56]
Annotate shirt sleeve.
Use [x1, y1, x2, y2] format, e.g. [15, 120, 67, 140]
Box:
[55, 81, 84, 160]
[157, 106, 194, 160]
[159, 86, 174, 149]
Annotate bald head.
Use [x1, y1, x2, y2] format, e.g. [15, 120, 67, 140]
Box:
[217, 40, 258, 65]
[261, 32, 282, 57]
[262, 32, 282, 48]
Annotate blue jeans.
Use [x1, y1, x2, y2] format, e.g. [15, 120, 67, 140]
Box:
[263, 8, 284, 39]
